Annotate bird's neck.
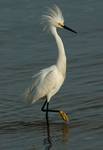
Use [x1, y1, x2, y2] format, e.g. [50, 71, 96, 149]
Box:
[51, 27, 66, 77]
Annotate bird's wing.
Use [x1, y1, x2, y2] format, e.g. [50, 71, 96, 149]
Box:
[25, 65, 59, 104]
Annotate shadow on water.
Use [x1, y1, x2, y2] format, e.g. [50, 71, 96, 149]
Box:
[0, 118, 70, 149]
[44, 117, 52, 150]
[43, 117, 70, 150]
[0, 120, 69, 134]
[0, 117, 102, 150]
[0, 118, 102, 133]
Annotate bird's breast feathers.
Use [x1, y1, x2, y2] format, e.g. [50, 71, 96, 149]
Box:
[36, 65, 65, 99]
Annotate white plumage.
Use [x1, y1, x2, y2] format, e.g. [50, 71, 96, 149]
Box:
[25, 5, 76, 106]
[25, 65, 64, 104]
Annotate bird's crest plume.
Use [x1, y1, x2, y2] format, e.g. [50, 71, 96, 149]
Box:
[41, 5, 64, 31]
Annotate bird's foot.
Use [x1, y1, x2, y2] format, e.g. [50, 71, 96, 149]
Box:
[59, 111, 70, 122]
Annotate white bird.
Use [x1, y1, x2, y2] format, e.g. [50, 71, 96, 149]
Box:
[25, 5, 77, 122]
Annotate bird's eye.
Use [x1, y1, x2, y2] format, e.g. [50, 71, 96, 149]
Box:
[58, 22, 62, 26]
[58, 22, 64, 28]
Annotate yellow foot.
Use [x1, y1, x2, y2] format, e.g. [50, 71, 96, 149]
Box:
[59, 111, 70, 122]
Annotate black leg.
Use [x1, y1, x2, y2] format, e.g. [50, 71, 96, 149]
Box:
[46, 113, 52, 146]
[46, 102, 49, 122]
[41, 99, 49, 122]
[41, 98, 69, 122]
[41, 98, 59, 113]
[41, 99, 47, 112]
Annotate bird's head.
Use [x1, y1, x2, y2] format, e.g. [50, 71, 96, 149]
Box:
[42, 5, 77, 34]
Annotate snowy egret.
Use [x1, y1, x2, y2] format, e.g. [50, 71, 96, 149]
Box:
[25, 5, 77, 122]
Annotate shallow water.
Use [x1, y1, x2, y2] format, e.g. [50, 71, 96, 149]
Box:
[0, 0, 103, 150]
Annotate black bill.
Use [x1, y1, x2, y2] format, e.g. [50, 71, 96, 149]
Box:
[63, 25, 77, 34]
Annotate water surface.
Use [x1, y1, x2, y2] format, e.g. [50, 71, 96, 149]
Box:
[0, 0, 103, 149]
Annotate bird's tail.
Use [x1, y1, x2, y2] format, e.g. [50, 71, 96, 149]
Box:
[24, 88, 32, 104]
[24, 86, 40, 104]
[24, 71, 44, 104]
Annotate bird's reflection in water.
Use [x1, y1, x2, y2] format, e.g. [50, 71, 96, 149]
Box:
[61, 123, 70, 143]
[0, 119, 70, 150]
[43, 116, 70, 150]
[43, 117, 52, 150]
